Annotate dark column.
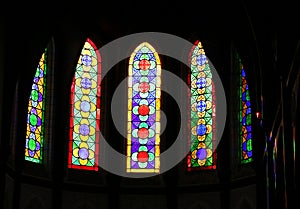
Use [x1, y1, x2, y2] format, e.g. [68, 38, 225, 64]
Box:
[219, 41, 231, 209]
[51, 26, 86, 209]
[9, 24, 43, 209]
[0, 18, 7, 209]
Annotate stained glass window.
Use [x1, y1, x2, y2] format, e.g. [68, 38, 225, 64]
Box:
[25, 48, 48, 163]
[127, 42, 161, 173]
[238, 55, 253, 164]
[68, 38, 101, 171]
[187, 40, 216, 171]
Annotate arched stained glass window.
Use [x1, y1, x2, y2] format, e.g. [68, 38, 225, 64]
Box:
[238, 55, 253, 164]
[127, 42, 161, 173]
[187, 40, 216, 171]
[68, 38, 101, 171]
[25, 45, 50, 163]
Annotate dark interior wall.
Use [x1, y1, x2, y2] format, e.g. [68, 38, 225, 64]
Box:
[0, 20, 259, 209]
[0, 15, 4, 209]
[2, 1, 300, 208]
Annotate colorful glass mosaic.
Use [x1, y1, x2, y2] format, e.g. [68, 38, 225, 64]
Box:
[127, 42, 161, 173]
[238, 56, 253, 164]
[25, 48, 48, 163]
[187, 40, 216, 170]
[68, 38, 101, 171]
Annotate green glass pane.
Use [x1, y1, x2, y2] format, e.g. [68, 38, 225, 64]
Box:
[239, 57, 252, 164]
[25, 48, 48, 164]
[189, 41, 216, 170]
[69, 38, 101, 171]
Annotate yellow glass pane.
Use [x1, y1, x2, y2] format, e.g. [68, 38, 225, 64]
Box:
[156, 64, 161, 75]
[91, 56, 97, 66]
[37, 77, 44, 86]
[36, 102, 43, 110]
[37, 109, 43, 118]
[155, 146, 160, 156]
[156, 88, 161, 99]
[155, 134, 160, 145]
[155, 122, 160, 134]
[38, 85, 44, 94]
[155, 54, 161, 65]
[127, 133, 131, 143]
[156, 99, 160, 110]
[128, 88, 132, 98]
[34, 132, 41, 141]
[127, 123, 131, 133]
[128, 76, 132, 87]
[130, 169, 156, 173]
[128, 99, 132, 110]
[127, 157, 131, 169]
[127, 111, 131, 121]
[127, 145, 131, 157]
[156, 77, 161, 87]
[156, 110, 160, 120]
[155, 156, 160, 169]
[129, 54, 134, 64]
[83, 48, 92, 56]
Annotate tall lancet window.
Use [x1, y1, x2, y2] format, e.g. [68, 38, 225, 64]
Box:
[237, 55, 253, 164]
[68, 38, 101, 171]
[127, 42, 161, 173]
[187, 40, 216, 171]
[25, 40, 54, 163]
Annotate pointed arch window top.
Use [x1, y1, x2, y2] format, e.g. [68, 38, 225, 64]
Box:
[129, 42, 161, 65]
